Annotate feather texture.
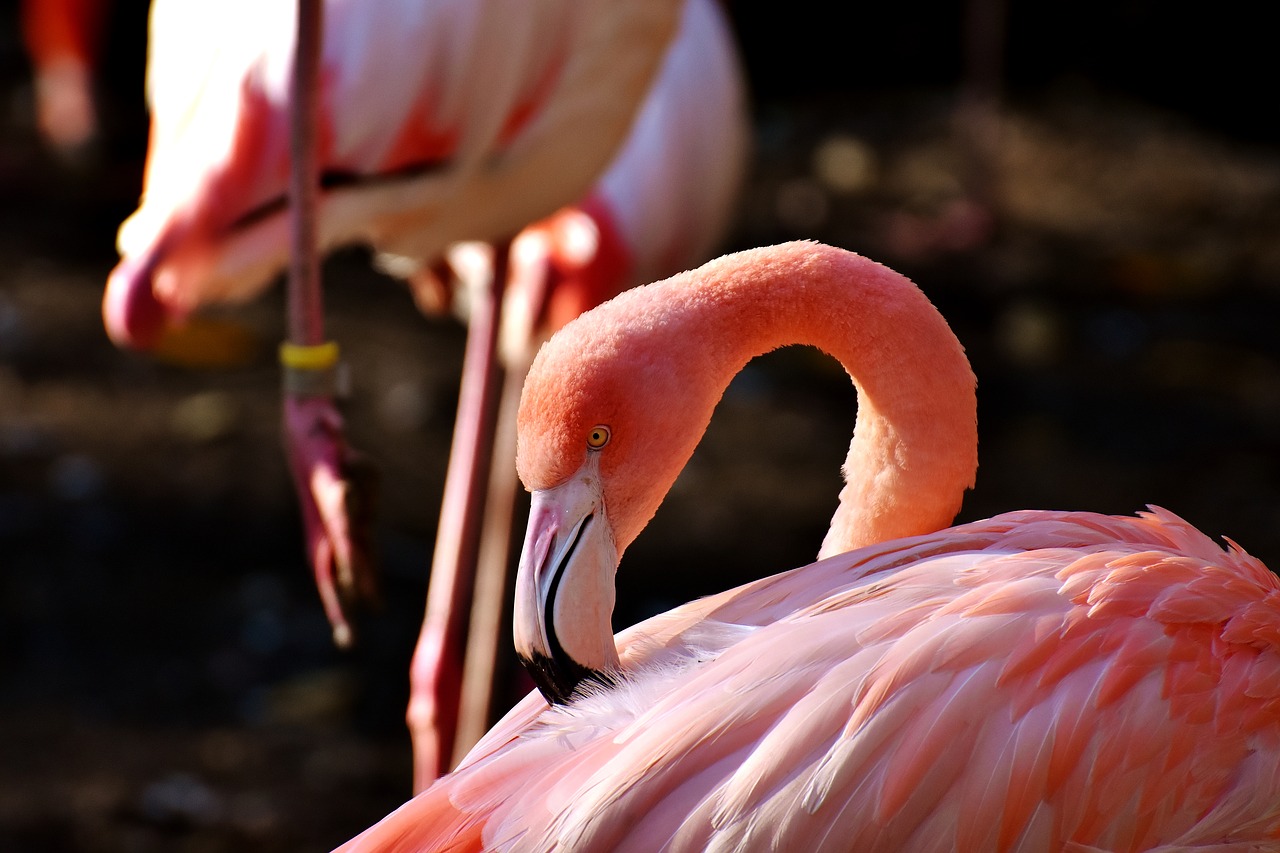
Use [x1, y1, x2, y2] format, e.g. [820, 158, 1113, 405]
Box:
[112, 0, 682, 321]
[339, 509, 1280, 852]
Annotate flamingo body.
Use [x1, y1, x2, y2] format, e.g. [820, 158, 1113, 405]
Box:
[339, 242, 1280, 851]
[106, 0, 682, 347]
[107, 0, 746, 785]
[440, 0, 748, 363]
[342, 509, 1280, 851]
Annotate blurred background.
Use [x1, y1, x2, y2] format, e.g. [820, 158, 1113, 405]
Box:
[2, 0, 1278, 849]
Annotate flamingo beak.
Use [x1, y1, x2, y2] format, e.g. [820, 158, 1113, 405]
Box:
[103, 255, 172, 350]
[513, 457, 620, 704]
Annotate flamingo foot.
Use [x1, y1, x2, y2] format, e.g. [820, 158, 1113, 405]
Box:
[282, 394, 379, 647]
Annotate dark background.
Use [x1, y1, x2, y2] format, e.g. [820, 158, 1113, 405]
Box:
[2, 1, 1278, 849]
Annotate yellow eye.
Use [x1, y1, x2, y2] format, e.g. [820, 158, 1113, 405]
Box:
[586, 425, 611, 450]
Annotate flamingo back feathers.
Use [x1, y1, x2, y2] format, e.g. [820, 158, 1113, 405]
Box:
[340, 509, 1280, 851]
[114, 0, 681, 326]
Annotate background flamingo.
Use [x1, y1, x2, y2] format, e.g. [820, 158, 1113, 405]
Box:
[338, 242, 1280, 851]
[19, 0, 109, 158]
[102, 0, 745, 785]
[104, 0, 683, 636]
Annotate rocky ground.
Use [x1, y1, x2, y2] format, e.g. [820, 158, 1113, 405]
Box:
[3, 5, 1280, 851]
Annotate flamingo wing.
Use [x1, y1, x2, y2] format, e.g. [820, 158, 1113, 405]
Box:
[338, 508, 1280, 852]
[588, 0, 748, 293]
[500, 0, 749, 346]
[110, 0, 681, 341]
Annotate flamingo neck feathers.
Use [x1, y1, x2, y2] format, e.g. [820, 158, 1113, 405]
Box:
[518, 241, 978, 564]
[678, 243, 977, 557]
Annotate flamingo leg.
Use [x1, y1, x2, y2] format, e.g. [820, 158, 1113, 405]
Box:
[408, 244, 510, 788]
[450, 354, 527, 769]
[285, 0, 323, 348]
[282, 392, 379, 646]
[445, 243, 558, 770]
[281, 0, 378, 647]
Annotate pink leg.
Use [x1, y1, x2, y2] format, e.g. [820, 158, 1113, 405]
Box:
[408, 244, 509, 788]
[451, 356, 526, 767]
[282, 393, 378, 646]
[281, 0, 378, 645]
[285, 0, 324, 348]
[448, 245, 561, 765]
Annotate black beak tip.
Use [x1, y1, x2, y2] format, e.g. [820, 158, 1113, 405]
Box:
[518, 650, 614, 705]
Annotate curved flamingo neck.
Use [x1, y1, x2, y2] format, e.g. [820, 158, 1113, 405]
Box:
[515, 242, 978, 697]
[523, 242, 978, 560]
[679, 244, 977, 556]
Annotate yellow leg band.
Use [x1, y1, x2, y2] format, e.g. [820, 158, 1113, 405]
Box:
[279, 340, 340, 371]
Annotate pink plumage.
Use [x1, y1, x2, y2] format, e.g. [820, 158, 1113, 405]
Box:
[342, 511, 1280, 851]
[104, 0, 688, 348]
[337, 242, 1280, 851]
[103, 0, 747, 787]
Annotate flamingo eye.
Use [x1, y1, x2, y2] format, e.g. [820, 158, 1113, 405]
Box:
[586, 425, 611, 450]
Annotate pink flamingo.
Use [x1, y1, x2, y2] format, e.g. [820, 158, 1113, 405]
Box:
[102, 0, 744, 782]
[336, 241, 1280, 851]
[20, 0, 108, 156]
[103, 0, 684, 350]
[104, 0, 683, 633]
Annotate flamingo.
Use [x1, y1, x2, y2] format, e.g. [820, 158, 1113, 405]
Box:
[336, 241, 1280, 851]
[101, 0, 686, 625]
[101, 0, 745, 783]
[20, 0, 108, 156]
[103, 0, 684, 350]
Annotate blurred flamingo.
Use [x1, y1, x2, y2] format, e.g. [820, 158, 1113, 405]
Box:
[20, 0, 109, 156]
[101, 0, 686, 617]
[337, 242, 1280, 851]
[102, 0, 745, 783]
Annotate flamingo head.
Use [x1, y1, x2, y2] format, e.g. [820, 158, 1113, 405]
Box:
[102, 253, 174, 350]
[512, 273, 723, 704]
